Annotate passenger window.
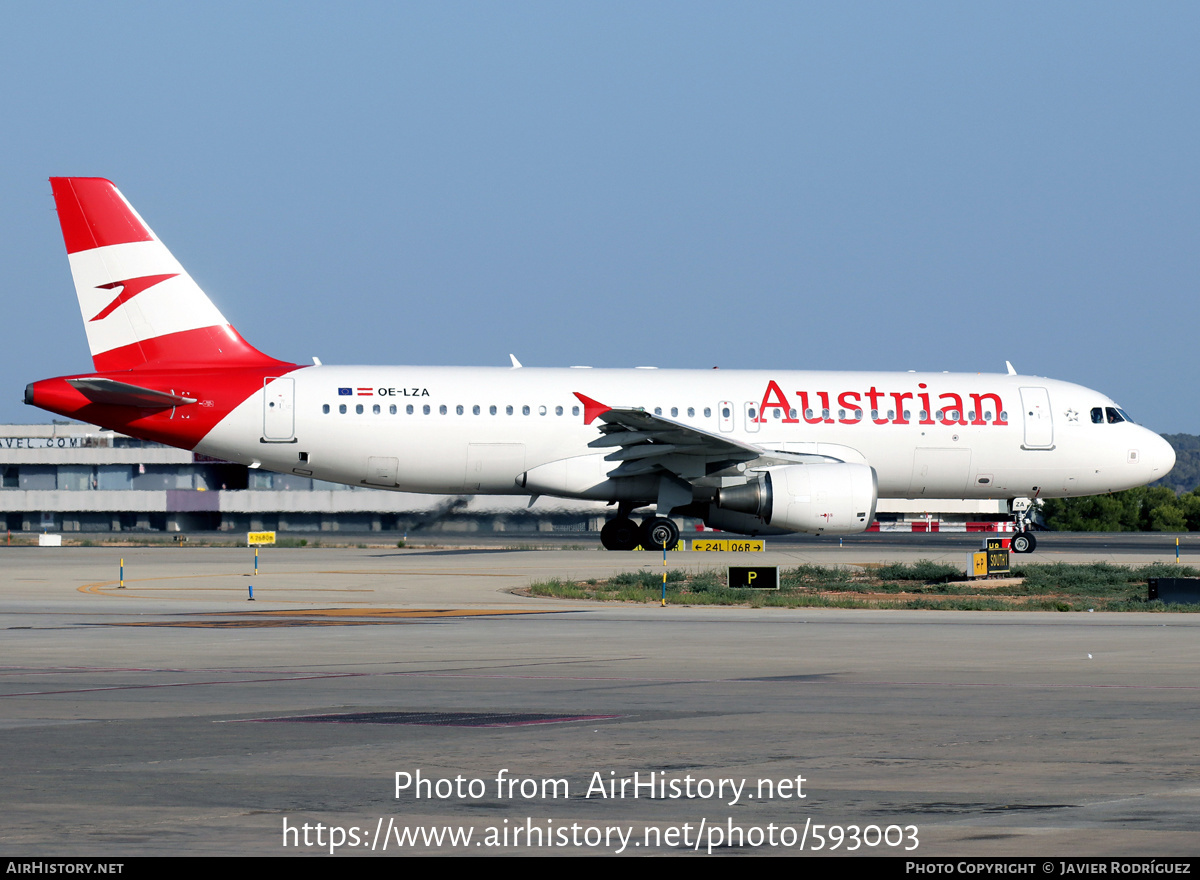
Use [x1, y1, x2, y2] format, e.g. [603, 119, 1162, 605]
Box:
[390, 404, 397, 414]
[720, 407, 729, 418]
[322, 404, 329, 414]
[440, 405, 448, 415]
[538, 405, 547, 415]
[406, 404, 414, 415]
[687, 407, 695, 418]
[490, 405, 497, 415]
[572, 406, 580, 416]
[748, 407, 757, 420]
[339, 404, 347, 414]
[373, 404, 380, 414]
[473, 405, 480, 415]
[456, 405, 464, 415]
[654, 407, 662, 415]
[671, 407, 678, 418]
[773, 409, 781, 419]
[355, 404, 363, 414]
[522, 405, 530, 415]
[423, 404, 430, 415]
[555, 406, 563, 416]
[506, 405, 513, 415]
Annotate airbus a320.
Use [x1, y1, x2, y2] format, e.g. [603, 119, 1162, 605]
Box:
[25, 178, 1176, 552]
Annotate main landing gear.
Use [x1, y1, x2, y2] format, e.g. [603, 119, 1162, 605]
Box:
[600, 510, 680, 551]
[641, 517, 680, 551]
[600, 517, 640, 551]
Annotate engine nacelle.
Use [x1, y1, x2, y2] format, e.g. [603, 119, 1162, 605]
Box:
[699, 506, 794, 536]
[713, 462, 877, 535]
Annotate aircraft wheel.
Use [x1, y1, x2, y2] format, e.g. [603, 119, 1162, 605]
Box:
[1011, 532, 1036, 554]
[640, 517, 680, 551]
[601, 517, 641, 551]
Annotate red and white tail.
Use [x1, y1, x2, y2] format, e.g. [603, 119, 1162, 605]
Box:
[50, 178, 282, 372]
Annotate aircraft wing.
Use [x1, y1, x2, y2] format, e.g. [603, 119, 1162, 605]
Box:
[575, 392, 761, 478]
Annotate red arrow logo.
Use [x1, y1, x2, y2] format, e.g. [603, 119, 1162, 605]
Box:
[573, 392, 612, 425]
[89, 274, 179, 322]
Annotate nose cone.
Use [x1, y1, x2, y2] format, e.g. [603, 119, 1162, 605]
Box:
[1144, 431, 1176, 481]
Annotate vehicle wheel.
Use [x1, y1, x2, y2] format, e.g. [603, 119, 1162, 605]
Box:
[601, 517, 641, 551]
[640, 517, 680, 551]
[1011, 532, 1036, 553]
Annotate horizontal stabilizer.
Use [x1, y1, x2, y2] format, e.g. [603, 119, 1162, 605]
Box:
[66, 377, 197, 408]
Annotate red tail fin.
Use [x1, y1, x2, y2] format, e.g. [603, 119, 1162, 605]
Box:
[50, 178, 287, 372]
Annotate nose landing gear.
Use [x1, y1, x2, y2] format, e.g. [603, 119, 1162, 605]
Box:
[1009, 497, 1040, 554]
[1010, 531, 1037, 554]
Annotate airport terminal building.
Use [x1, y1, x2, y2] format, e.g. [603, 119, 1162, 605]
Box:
[1, 422, 1008, 535]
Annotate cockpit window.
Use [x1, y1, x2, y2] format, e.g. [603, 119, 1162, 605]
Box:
[1105, 407, 1130, 424]
[1091, 407, 1104, 424]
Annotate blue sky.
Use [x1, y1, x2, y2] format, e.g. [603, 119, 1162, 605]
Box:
[3, 2, 1197, 432]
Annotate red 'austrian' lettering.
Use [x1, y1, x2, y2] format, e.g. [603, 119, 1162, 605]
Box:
[756, 383, 1008, 426]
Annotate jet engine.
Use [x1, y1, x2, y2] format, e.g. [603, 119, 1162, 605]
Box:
[712, 462, 877, 535]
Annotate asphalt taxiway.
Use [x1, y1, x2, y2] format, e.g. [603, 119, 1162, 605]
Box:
[3, 535, 1199, 856]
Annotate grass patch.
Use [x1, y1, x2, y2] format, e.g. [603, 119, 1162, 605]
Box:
[525, 561, 1200, 612]
[873, 560, 961, 582]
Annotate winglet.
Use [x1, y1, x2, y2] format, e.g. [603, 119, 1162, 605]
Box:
[573, 392, 611, 425]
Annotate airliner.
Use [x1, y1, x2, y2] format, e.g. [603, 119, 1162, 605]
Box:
[24, 178, 1175, 552]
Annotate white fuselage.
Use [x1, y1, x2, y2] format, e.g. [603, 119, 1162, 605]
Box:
[196, 366, 1174, 503]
